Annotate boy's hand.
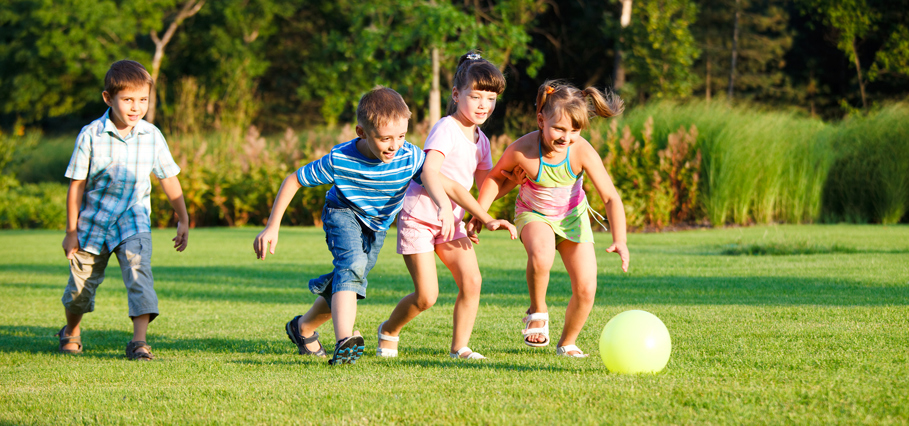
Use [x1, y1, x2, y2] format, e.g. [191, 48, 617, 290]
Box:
[62, 232, 80, 259]
[437, 204, 455, 241]
[173, 221, 189, 252]
[465, 216, 483, 244]
[484, 219, 517, 240]
[605, 242, 630, 272]
[254, 226, 280, 260]
[501, 165, 527, 185]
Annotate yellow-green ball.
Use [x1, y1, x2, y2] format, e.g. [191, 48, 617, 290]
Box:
[599, 310, 671, 374]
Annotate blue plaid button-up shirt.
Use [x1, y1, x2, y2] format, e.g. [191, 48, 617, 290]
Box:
[64, 110, 181, 255]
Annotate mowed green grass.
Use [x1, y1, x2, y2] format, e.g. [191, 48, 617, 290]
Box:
[1, 225, 907, 424]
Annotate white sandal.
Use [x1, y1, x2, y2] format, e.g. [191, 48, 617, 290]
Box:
[376, 321, 399, 358]
[449, 347, 486, 360]
[556, 344, 589, 358]
[522, 312, 550, 347]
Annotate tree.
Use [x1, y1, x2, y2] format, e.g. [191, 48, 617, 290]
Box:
[625, 0, 700, 100]
[693, 0, 792, 103]
[0, 0, 143, 122]
[144, 0, 205, 124]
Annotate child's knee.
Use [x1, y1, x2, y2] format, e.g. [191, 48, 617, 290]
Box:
[574, 282, 597, 302]
[528, 255, 553, 273]
[459, 276, 482, 297]
[415, 292, 438, 311]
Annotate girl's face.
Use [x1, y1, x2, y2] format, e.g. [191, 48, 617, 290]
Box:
[538, 112, 581, 155]
[453, 86, 498, 126]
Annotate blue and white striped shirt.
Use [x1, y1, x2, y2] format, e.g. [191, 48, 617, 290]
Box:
[64, 110, 181, 255]
[297, 138, 425, 231]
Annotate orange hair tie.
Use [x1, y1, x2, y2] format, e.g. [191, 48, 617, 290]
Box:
[545, 86, 555, 94]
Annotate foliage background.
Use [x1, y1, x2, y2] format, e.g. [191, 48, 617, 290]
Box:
[1, 0, 908, 229]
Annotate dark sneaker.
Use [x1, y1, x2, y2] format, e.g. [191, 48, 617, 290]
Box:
[329, 335, 365, 365]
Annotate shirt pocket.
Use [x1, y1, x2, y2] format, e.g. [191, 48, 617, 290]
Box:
[88, 156, 114, 186]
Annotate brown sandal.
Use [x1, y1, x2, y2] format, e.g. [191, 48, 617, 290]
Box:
[56, 326, 82, 354]
[126, 340, 155, 361]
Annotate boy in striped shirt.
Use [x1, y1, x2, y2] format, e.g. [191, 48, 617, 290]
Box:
[253, 86, 514, 365]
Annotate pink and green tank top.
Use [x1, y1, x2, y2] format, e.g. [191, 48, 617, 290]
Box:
[514, 142, 594, 244]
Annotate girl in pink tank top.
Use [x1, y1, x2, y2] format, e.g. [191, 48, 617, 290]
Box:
[377, 52, 515, 360]
[474, 80, 630, 357]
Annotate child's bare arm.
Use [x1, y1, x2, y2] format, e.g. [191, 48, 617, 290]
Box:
[577, 140, 629, 272]
[420, 150, 455, 241]
[254, 173, 303, 260]
[62, 179, 86, 259]
[159, 176, 189, 252]
[441, 174, 516, 239]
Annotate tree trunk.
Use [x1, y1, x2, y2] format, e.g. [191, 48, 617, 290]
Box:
[146, 0, 205, 124]
[851, 38, 867, 109]
[429, 47, 441, 126]
[706, 48, 712, 102]
[614, 0, 632, 90]
[727, 0, 740, 101]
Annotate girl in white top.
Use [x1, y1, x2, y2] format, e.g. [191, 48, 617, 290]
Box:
[378, 52, 512, 359]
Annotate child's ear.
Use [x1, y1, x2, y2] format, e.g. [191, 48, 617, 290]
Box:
[102, 91, 112, 106]
[355, 125, 365, 138]
[451, 87, 459, 101]
[537, 113, 545, 129]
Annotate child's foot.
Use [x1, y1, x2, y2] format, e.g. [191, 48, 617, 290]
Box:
[56, 326, 82, 354]
[449, 347, 486, 360]
[285, 315, 327, 356]
[125, 340, 155, 360]
[522, 312, 550, 347]
[376, 321, 399, 357]
[329, 331, 364, 365]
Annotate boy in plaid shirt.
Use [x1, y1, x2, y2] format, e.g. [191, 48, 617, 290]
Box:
[58, 60, 189, 360]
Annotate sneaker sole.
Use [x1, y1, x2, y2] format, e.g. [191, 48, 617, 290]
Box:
[329, 336, 365, 365]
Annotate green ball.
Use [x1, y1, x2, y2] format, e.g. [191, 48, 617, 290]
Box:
[599, 310, 671, 374]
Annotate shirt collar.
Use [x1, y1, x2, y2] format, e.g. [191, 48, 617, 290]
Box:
[101, 109, 153, 139]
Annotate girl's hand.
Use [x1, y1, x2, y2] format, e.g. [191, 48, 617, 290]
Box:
[437, 204, 455, 241]
[254, 226, 280, 260]
[605, 242, 630, 272]
[484, 219, 517, 240]
[465, 216, 484, 244]
[500, 164, 527, 185]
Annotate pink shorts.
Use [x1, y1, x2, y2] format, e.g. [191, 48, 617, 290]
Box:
[396, 210, 469, 255]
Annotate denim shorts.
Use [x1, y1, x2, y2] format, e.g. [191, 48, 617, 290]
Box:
[309, 200, 386, 302]
[62, 232, 159, 321]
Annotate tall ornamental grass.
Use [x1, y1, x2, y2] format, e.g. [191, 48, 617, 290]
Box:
[594, 101, 832, 226]
[821, 104, 909, 224]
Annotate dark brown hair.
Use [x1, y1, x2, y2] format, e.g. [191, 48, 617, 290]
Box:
[104, 60, 154, 96]
[357, 86, 412, 132]
[445, 51, 506, 116]
[535, 79, 624, 130]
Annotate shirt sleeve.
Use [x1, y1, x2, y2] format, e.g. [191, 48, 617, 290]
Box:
[297, 152, 335, 187]
[64, 130, 92, 180]
[410, 145, 426, 185]
[423, 120, 456, 157]
[152, 129, 181, 179]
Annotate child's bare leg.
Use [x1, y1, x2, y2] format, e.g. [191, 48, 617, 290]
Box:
[380, 252, 439, 352]
[297, 296, 333, 352]
[522, 222, 557, 344]
[330, 290, 360, 341]
[62, 308, 83, 352]
[556, 241, 597, 355]
[131, 314, 151, 355]
[435, 238, 481, 356]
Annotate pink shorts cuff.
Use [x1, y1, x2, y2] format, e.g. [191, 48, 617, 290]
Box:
[396, 211, 469, 255]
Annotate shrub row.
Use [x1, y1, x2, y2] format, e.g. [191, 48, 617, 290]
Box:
[2, 103, 907, 230]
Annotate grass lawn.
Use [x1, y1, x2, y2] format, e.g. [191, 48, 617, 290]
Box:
[1, 224, 907, 424]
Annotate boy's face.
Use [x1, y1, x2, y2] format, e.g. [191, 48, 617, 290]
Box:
[102, 85, 150, 134]
[355, 118, 408, 163]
